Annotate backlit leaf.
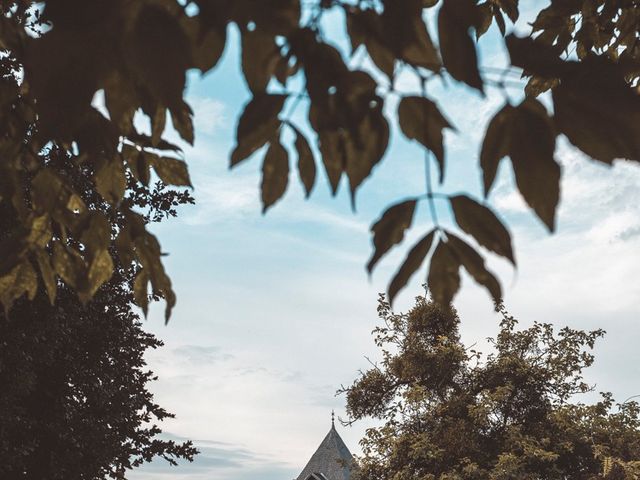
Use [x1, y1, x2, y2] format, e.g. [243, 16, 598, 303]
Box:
[52, 243, 84, 289]
[153, 157, 192, 187]
[367, 199, 417, 273]
[27, 215, 52, 248]
[95, 158, 126, 206]
[0, 261, 38, 313]
[86, 249, 114, 298]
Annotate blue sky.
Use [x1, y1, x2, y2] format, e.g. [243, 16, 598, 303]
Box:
[126, 2, 640, 479]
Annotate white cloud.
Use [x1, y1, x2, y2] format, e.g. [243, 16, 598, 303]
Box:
[189, 97, 226, 136]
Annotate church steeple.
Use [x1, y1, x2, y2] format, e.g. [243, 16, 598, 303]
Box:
[296, 415, 355, 480]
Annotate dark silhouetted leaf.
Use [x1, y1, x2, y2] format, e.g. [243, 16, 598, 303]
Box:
[552, 58, 640, 164]
[525, 76, 559, 98]
[447, 232, 502, 301]
[388, 230, 436, 305]
[480, 104, 514, 195]
[290, 124, 316, 198]
[170, 102, 194, 145]
[402, 15, 441, 71]
[506, 35, 568, 78]
[346, 10, 396, 78]
[427, 239, 461, 306]
[184, 17, 227, 72]
[241, 27, 280, 92]
[261, 139, 289, 213]
[495, 0, 519, 22]
[367, 199, 418, 273]
[510, 99, 560, 231]
[231, 94, 287, 166]
[476, 3, 493, 39]
[438, 0, 484, 93]
[398, 96, 454, 183]
[381, 0, 440, 72]
[128, 5, 191, 109]
[345, 97, 390, 207]
[316, 130, 343, 195]
[153, 157, 192, 187]
[450, 195, 514, 264]
[151, 106, 166, 146]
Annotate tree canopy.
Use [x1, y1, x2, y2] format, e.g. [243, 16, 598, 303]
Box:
[0, 0, 639, 316]
[343, 295, 640, 480]
[0, 286, 198, 479]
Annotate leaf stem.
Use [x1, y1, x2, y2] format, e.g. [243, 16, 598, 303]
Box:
[424, 150, 439, 228]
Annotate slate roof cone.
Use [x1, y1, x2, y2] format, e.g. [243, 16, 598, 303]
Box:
[296, 414, 355, 480]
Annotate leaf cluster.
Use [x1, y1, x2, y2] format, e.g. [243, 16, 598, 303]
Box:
[0, 0, 638, 316]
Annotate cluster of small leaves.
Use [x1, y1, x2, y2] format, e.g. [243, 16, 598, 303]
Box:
[0, 0, 639, 317]
[341, 294, 640, 480]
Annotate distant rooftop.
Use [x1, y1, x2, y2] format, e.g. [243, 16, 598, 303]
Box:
[296, 416, 355, 480]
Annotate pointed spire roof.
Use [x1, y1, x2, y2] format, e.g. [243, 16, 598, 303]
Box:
[296, 420, 355, 480]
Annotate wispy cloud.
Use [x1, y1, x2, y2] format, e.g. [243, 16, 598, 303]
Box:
[130, 434, 297, 480]
[190, 97, 226, 136]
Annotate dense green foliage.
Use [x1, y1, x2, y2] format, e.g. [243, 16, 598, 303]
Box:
[0, 144, 197, 478]
[343, 296, 640, 479]
[0, 0, 639, 314]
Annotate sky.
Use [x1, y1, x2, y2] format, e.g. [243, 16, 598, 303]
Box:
[127, 2, 640, 479]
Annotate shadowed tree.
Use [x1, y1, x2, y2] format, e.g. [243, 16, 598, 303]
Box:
[0, 287, 198, 479]
[342, 295, 640, 479]
[0, 145, 197, 478]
